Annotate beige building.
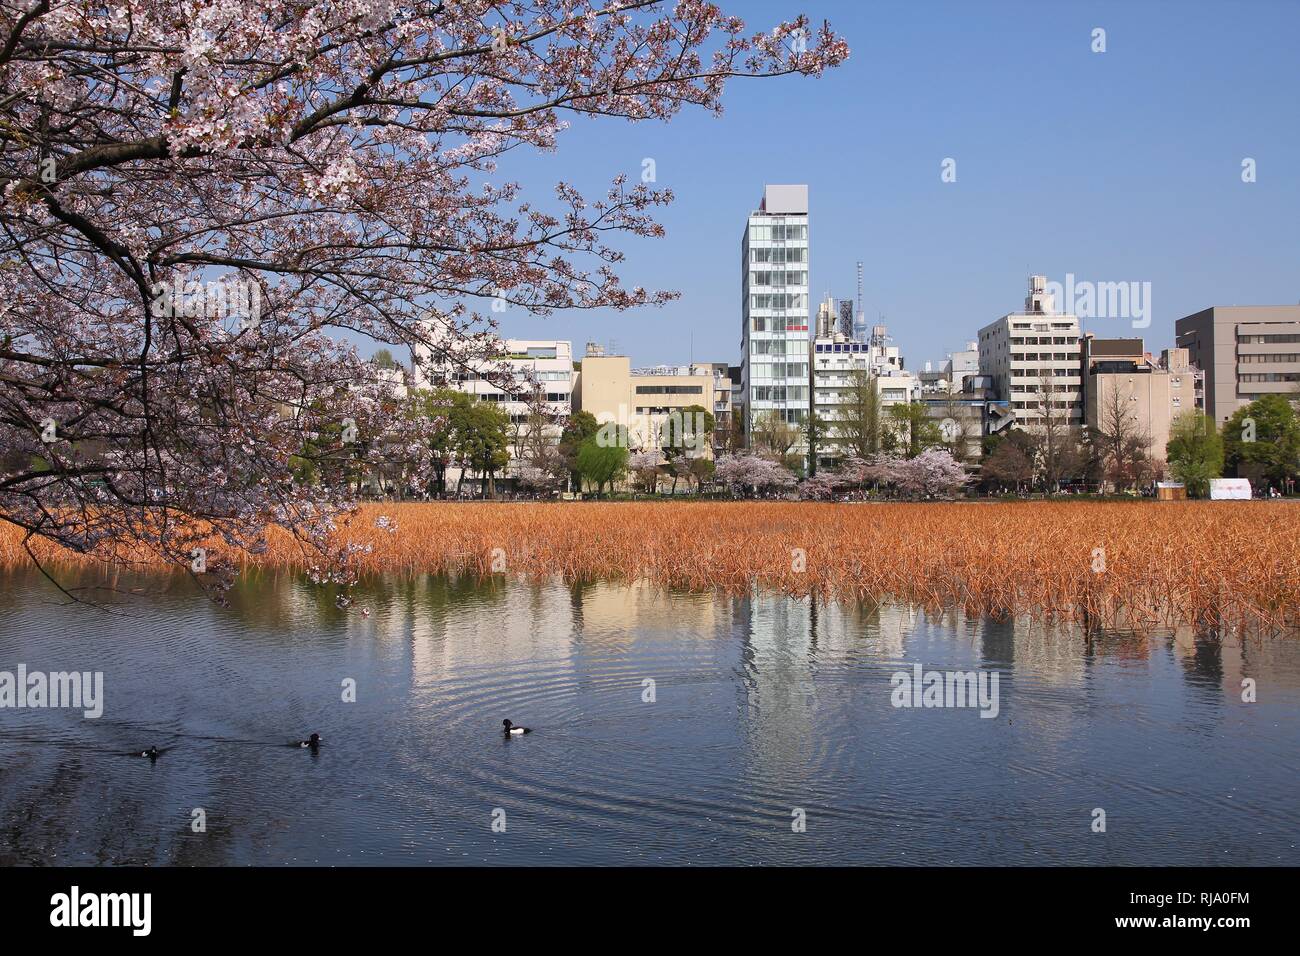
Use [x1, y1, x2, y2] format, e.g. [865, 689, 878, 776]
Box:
[1175, 305, 1300, 424]
[1083, 342, 1197, 461]
[573, 349, 717, 457]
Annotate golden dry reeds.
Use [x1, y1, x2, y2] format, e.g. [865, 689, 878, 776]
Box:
[4, 501, 1299, 633]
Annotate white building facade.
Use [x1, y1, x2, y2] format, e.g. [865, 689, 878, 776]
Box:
[413, 334, 574, 484]
[977, 276, 1083, 429]
[741, 185, 811, 456]
[811, 330, 918, 467]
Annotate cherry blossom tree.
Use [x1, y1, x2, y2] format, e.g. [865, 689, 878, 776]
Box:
[797, 470, 838, 500]
[887, 448, 968, 499]
[0, 1, 847, 596]
[841, 453, 897, 492]
[628, 449, 662, 493]
[714, 452, 795, 497]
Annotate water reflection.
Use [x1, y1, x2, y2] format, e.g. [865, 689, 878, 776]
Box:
[0, 566, 1296, 866]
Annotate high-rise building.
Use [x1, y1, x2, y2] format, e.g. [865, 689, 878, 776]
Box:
[977, 275, 1084, 430]
[740, 185, 811, 457]
[1174, 305, 1300, 424]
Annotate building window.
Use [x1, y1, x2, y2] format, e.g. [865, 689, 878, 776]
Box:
[635, 385, 704, 395]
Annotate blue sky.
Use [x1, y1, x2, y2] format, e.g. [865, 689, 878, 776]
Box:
[413, 0, 1300, 370]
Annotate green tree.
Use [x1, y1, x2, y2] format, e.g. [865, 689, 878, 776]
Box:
[751, 409, 804, 475]
[576, 435, 629, 497]
[1222, 394, 1300, 487]
[289, 408, 369, 492]
[558, 410, 600, 492]
[752, 409, 800, 458]
[887, 401, 941, 458]
[1166, 411, 1224, 498]
[831, 367, 882, 460]
[406, 387, 467, 495]
[660, 404, 714, 493]
[453, 400, 510, 498]
[687, 456, 716, 493]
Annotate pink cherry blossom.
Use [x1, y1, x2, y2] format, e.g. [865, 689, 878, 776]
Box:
[0, 1, 847, 599]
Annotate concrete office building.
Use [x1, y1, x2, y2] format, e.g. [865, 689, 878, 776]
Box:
[374, 363, 409, 400]
[920, 344, 979, 396]
[945, 343, 980, 393]
[815, 295, 837, 339]
[977, 275, 1084, 429]
[740, 185, 811, 457]
[412, 333, 574, 484]
[696, 361, 734, 457]
[574, 350, 718, 458]
[811, 329, 918, 469]
[1082, 338, 1198, 462]
[1175, 305, 1300, 424]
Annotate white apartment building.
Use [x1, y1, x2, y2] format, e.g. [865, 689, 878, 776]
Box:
[413, 333, 574, 482]
[811, 329, 918, 467]
[741, 185, 811, 456]
[977, 276, 1083, 429]
[919, 344, 978, 395]
[414, 336, 573, 407]
[374, 363, 409, 399]
[945, 343, 980, 392]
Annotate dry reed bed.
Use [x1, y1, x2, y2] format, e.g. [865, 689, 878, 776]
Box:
[4, 501, 1299, 632]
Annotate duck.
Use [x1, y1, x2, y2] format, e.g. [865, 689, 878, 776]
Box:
[502, 719, 531, 736]
[297, 733, 321, 749]
[140, 746, 159, 760]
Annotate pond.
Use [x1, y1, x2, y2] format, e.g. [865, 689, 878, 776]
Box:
[0, 568, 1296, 865]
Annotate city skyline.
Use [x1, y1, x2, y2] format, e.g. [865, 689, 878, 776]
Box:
[437, 0, 1298, 371]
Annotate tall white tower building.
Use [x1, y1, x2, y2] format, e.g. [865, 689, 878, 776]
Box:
[740, 185, 811, 457]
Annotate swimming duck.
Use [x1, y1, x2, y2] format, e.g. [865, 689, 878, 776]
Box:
[502, 720, 531, 736]
[297, 733, 321, 749]
[141, 746, 159, 760]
